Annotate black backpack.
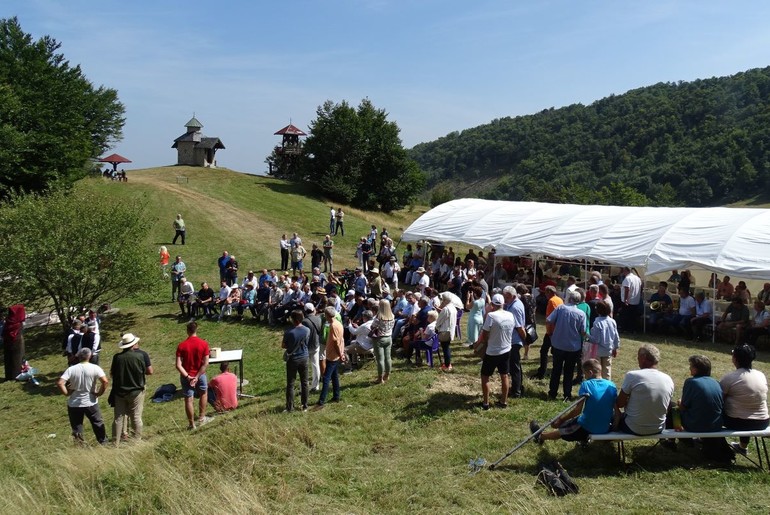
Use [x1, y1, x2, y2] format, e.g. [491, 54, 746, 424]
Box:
[536, 461, 579, 497]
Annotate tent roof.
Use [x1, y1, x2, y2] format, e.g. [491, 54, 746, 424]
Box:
[98, 153, 131, 164]
[401, 199, 770, 279]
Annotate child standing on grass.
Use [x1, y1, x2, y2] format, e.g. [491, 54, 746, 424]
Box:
[529, 359, 617, 444]
[587, 300, 620, 380]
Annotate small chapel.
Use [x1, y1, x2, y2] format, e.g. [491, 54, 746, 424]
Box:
[172, 115, 225, 167]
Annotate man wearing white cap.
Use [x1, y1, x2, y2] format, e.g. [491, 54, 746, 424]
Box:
[110, 333, 148, 444]
[416, 266, 430, 296]
[476, 293, 515, 410]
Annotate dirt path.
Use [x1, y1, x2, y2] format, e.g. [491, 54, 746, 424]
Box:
[131, 174, 282, 241]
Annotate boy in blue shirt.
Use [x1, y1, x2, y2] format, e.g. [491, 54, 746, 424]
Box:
[530, 359, 617, 443]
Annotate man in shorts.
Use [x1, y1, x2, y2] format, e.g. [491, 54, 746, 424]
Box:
[175, 321, 211, 429]
[529, 359, 617, 444]
[477, 294, 514, 410]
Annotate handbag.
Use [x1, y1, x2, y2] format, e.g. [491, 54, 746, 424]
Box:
[472, 339, 488, 358]
[582, 340, 598, 361]
[525, 324, 538, 344]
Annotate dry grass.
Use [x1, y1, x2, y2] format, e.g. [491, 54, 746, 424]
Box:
[1, 169, 770, 513]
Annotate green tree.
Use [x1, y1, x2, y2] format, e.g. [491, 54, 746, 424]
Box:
[303, 99, 425, 211]
[0, 17, 125, 197]
[0, 186, 156, 332]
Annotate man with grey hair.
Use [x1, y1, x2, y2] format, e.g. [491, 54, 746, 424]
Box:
[545, 290, 586, 401]
[346, 310, 375, 367]
[616, 344, 674, 435]
[57, 348, 109, 444]
[503, 286, 527, 399]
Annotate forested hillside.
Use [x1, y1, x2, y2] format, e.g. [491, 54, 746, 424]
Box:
[409, 66, 770, 206]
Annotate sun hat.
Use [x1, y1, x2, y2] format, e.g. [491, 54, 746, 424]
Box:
[416, 267, 426, 273]
[369, 268, 380, 275]
[118, 333, 140, 349]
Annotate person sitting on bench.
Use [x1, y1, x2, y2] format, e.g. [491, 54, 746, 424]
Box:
[615, 344, 674, 435]
[720, 344, 769, 455]
[677, 354, 733, 462]
[530, 359, 617, 444]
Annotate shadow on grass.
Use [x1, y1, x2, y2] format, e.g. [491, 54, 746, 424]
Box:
[136, 300, 171, 307]
[492, 437, 751, 477]
[101, 311, 140, 335]
[396, 391, 477, 423]
[149, 314, 188, 323]
[21, 372, 62, 397]
[262, 181, 319, 198]
[20, 329, 62, 362]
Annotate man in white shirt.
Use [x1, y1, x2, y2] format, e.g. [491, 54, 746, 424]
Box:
[503, 286, 527, 399]
[662, 286, 696, 337]
[345, 310, 375, 367]
[476, 294, 515, 410]
[66, 321, 84, 365]
[435, 293, 457, 372]
[616, 344, 674, 435]
[747, 300, 770, 345]
[383, 256, 400, 291]
[620, 267, 643, 333]
[329, 207, 336, 234]
[690, 291, 713, 342]
[562, 276, 578, 300]
[416, 267, 430, 295]
[57, 348, 109, 444]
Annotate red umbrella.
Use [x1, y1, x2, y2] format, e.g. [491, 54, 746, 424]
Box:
[98, 153, 132, 172]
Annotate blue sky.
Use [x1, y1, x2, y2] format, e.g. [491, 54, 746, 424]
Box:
[5, 0, 770, 174]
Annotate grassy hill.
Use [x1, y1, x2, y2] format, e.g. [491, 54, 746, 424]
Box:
[1, 168, 769, 514]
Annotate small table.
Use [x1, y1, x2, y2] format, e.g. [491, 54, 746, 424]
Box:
[209, 349, 252, 397]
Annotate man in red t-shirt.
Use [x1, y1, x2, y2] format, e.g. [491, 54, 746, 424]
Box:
[208, 362, 238, 412]
[175, 321, 210, 429]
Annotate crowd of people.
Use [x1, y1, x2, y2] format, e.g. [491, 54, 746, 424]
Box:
[40, 214, 768, 460]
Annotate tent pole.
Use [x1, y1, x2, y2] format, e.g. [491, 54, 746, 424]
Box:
[640, 270, 646, 334]
[712, 280, 717, 344]
[492, 253, 498, 290]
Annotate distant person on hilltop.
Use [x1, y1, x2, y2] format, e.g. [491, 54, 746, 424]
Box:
[329, 207, 336, 234]
[280, 234, 290, 271]
[334, 208, 344, 236]
[172, 214, 185, 245]
[323, 235, 334, 273]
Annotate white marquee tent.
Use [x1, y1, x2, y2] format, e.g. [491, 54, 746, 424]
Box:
[401, 199, 770, 280]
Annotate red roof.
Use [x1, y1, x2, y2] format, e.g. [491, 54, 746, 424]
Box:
[274, 124, 306, 136]
[98, 153, 132, 164]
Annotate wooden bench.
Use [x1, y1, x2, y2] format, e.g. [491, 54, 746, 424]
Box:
[589, 428, 770, 471]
